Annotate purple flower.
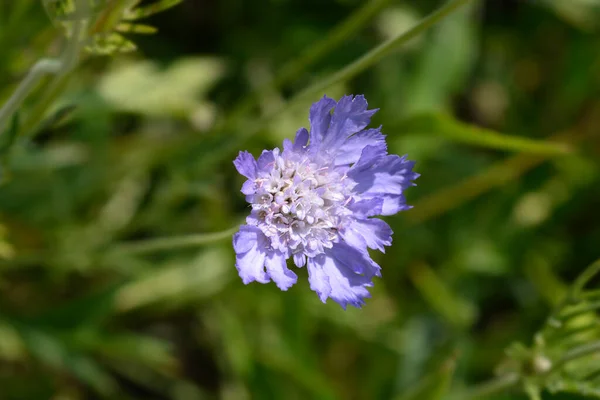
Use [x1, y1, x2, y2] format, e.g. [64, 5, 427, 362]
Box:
[233, 95, 419, 309]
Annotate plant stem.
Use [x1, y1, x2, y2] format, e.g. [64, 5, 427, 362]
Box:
[553, 340, 600, 371]
[544, 322, 600, 344]
[572, 258, 600, 296]
[201, 0, 474, 163]
[453, 373, 520, 400]
[220, 0, 393, 128]
[0, 60, 62, 136]
[18, 71, 72, 137]
[111, 225, 240, 256]
[285, 0, 474, 109]
[405, 130, 582, 224]
[0, 0, 87, 139]
[558, 300, 600, 321]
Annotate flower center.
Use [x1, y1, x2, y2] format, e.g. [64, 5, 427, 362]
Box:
[251, 154, 351, 258]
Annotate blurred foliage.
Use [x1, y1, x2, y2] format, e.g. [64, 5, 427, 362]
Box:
[1, 0, 600, 399]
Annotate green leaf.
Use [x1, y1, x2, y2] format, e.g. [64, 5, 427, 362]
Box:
[404, 2, 478, 115]
[34, 104, 77, 136]
[97, 57, 224, 117]
[86, 32, 137, 54]
[399, 113, 573, 155]
[13, 322, 118, 395]
[114, 247, 232, 312]
[123, 0, 183, 20]
[115, 22, 158, 34]
[26, 283, 124, 330]
[540, 0, 600, 31]
[0, 112, 19, 155]
[396, 355, 457, 400]
[73, 331, 177, 375]
[408, 262, 477, 329]
[43, 0, 177, 56]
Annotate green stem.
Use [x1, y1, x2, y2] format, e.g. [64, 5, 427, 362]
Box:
[218, 0, 393, 131]
[544, 322, 600, 344]
[572, 258, 600, 296]
[201, 0, 474, 163]
[18, 72, 72, 137]
[111, 225, 240, 256]
[546, 257, 600, 329]
[582, 288, 600, 301]
[558, 300, 600, 321]
[552, 340, 600, 372]
[0, 60, 62, 135]
[453, 373, 520, 400]
[275, 0, 393, 87]
[285, 0, 474, 109]
[0, 0, 87, 139]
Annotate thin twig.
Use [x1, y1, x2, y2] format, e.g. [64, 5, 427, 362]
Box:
[111, 225, 240, 256]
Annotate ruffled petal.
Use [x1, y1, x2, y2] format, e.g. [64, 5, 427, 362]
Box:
[293, 252, 306, 267]
[349, 150, 419, 216]
[308, 96, 336, 149]
[307, 245, 376, 309]
[329, 241, 381, 278]
[347, 197, 383, 218]
[233, 151, 258, 179]
[307, 256, 331, 303]
[233, 225, 270, 284]
[323, 95, 378, 150]
[241, 180, 256, 196]
[265, 250, 297, 290]
[341, 218, 392, 253]
[293, 127, 309, 151]
[283, 128, 310, 156]
[334, 128, 386, 166]
[257, 149, 277, 170]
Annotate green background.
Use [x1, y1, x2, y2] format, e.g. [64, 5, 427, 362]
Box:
[1, 0, 600, 398]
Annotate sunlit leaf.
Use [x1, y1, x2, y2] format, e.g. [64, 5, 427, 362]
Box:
[43, 0, 181, 55]
[97, 57, 224, 119]
[404, 3, 477, 115]
[123, 0, 184, 20]
[399, 113, 573, 155]
[86, 32, 137, 54]
[115, 22, 157, 34]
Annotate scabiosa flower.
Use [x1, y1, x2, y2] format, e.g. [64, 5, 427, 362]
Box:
[233, 95, 418, 309]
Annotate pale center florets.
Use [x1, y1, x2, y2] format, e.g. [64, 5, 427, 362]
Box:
[251, 153, 352, 259]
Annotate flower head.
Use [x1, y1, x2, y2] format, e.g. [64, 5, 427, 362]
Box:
[233, 95, 419, 309]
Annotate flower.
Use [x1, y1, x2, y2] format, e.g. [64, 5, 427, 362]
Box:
[233, 95, 419, 309]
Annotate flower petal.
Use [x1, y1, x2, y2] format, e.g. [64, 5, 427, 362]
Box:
[233, 225, 270, 284]
[341, 218, 392, 253]
[308, 95, 336, 149]
[241, 180, 255, 195]
[347, 197, 383, 218]
[307, 256, 331, 303]
[257, 149, 277, 170]
[293, 127, 309, 151]
[323, 95, 378, 150]
[307, 247, 375, 309]
[293, 252, 306, 267]
[330, 241, 381, 278]
[233, 151, 258, 179]
[334, 128, 386, 166]
[349, 150, 419, 216]
[265, 250, 297, 290]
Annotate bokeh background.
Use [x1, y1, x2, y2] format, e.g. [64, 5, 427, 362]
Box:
[1, 0, 600, 399]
